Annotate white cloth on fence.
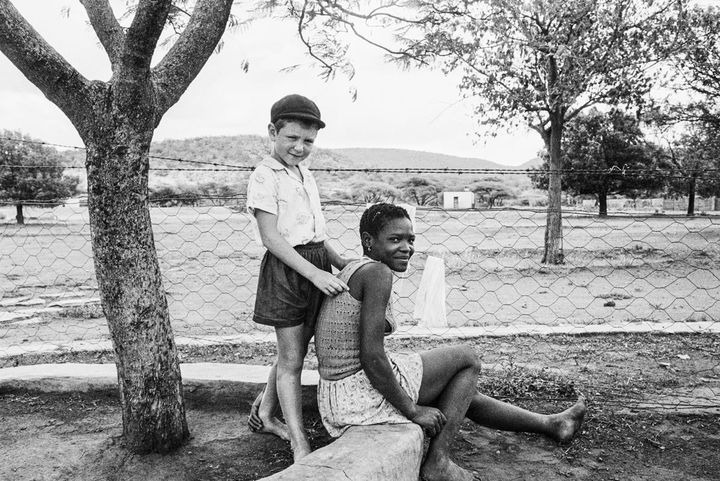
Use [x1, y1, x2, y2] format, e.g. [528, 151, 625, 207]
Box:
[413, 255, 448, 328]
[397, 203, 416, 232]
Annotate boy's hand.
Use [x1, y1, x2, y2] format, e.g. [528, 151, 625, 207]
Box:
[311, 270, 348, 296]
[409, 405, 446, 437]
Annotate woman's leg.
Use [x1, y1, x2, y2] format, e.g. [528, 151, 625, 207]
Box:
[418, 345, 481, 481]
[275, 323, 314, 462]
[466, 393, 586, 443]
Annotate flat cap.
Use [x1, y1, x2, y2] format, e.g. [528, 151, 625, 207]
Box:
[270, 94, 326, 129]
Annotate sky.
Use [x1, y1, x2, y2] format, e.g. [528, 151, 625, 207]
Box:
[0, 1, 544, 166]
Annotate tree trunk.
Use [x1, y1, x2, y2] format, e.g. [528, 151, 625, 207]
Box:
[687, 177, 696, 216]
[85, 123, 188, 453]
[0, 0, 233, 454]
[542, 112, 564, 264]
[15, 203, 24, 225]
[598, 192, 608, 217]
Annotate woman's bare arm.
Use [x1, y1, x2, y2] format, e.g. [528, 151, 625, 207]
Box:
[358, 263, 418, 417]
[356, 263, 445, 434]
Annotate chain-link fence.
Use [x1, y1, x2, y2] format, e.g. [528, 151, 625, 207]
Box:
[2, 198, 719, 338]
[1, 163, 719, 413]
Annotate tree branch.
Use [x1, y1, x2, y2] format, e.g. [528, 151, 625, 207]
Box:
[0, 0, 93, 129]
[318, 0, 428, 26]
[79, 0, 124, 65]
[152, 0, 234, 118]
[121, 0, 172, 74]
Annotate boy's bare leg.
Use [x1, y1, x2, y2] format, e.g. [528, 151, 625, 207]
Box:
[247, 361, 290, 441]
[466, 393, 586, 443]
[275, 324, 313, 462]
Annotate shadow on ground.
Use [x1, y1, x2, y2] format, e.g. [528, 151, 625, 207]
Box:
[1, 386, 718, 481]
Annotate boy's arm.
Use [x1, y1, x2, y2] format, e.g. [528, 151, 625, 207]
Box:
[324, 240, 354, 271]
[255, 209, 348, 296]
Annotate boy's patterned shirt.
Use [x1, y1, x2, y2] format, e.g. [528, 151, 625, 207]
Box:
[246, 156, 327, 247]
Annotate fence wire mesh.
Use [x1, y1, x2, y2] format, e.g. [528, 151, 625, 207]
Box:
[1, 157, 719, 413]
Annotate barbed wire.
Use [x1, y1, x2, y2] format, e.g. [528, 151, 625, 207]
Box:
[3, 163, 720, 179]
[1, 165, 254, 172]
[0, 194, 247, 205]
[3, 136, 720, 177]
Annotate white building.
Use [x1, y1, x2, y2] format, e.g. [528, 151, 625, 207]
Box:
[442, 191, 475, 209]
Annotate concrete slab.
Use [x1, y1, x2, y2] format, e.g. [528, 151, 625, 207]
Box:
[399, 320, 720, 338]
[0, 362, 319, 393]
[258, 424, 424, 481]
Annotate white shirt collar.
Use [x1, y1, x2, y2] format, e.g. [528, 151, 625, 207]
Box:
[260, 156, 310, 178]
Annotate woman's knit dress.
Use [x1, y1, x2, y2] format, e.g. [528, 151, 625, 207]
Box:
[314, 257, 423, 437]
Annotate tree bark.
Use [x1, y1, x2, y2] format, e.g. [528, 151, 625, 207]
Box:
[543, 111, 564, 264]
[84, 119, 188, 453]
[0, 0, 234, 453]
[15, 203, 24, 225]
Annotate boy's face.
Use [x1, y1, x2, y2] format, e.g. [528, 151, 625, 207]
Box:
[268, 121, 318, 168]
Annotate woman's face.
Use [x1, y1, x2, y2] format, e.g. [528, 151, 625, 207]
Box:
[365, 217, 415, 272]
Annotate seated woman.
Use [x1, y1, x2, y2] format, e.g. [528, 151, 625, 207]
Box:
[314, 203, 586, 481]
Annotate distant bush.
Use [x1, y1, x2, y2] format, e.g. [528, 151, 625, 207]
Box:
[149, 179, 247, 207]
[149, 185, 199, 206]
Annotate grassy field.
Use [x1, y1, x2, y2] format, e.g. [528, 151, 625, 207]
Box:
[1, 204, 719, 356]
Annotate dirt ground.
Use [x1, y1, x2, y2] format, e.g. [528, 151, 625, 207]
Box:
[1, 332, 719, 481]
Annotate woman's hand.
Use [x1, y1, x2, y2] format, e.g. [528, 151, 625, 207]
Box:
[409, 404, 446, 437]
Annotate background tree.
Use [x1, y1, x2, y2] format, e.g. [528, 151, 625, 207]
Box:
[668, 4, 720, 127]
[662, 123, 720, 216]
[531, 109, 663, 216]
[0, 0, 234, 453]
[349, 180, 401, 203]
[470, 176, 515, 208]
[278, 0, 685, 263]
[420, 0, 681, 262]
[644, 4, 720, 214]
[0, 131, 79, 224]
[397, 176, 441, 206]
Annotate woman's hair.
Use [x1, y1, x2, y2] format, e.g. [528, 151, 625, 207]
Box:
[359, 203, 410, 239]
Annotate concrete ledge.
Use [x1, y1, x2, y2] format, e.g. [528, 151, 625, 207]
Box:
[258, 423, 424, 481]
[0, 363, 320, 408]
[0, 363, 318, 389]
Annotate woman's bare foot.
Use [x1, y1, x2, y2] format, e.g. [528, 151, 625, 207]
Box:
[549, 396, 586, 444]
[421, 456, 478, 481]
[247, 389, 291, 441]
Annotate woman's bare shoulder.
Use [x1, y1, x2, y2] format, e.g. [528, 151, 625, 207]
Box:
[347, 260, 393, 292]
[354, 260, 392, 280]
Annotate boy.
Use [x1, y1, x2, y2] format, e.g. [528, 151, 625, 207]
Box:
[245, 94, 349, 462]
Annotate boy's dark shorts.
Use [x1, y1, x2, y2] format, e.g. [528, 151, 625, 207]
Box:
[253, 242, 331, 329]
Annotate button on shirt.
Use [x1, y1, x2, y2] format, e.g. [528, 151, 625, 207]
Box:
[246, 156, 327, 247]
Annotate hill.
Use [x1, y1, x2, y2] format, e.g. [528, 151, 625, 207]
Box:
[332, 147, 512, 170]
[62, 135, 536, 171]
[60, 136, 539, 197]
[516, 157, 543, 170]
